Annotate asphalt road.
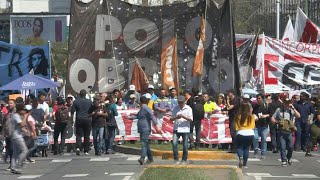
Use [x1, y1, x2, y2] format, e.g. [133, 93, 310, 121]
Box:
[1, 150, 320, 180]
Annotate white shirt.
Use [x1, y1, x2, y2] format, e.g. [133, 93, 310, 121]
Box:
[38, 101, 49, 116]
[171, 105, 193, 133]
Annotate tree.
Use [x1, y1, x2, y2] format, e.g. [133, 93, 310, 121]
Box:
[51, 41, 68, 79]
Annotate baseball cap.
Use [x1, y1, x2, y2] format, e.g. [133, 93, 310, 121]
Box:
[148, 84, 154, 89]
[130, 94, 136, 99]
[177, 95, 186, 102]
[243, 94, 250, 99]
[144, 93, 152, 99]
[24, 104, 32, 111]
[129, 84, 135, 91]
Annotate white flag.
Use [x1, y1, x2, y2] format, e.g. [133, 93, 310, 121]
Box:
[293, 8, 320, 43]
[282, 18, 294, 41]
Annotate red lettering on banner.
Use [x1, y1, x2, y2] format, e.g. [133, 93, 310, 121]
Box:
[121, 113, 134, 135]
[209, 117, 218, 139]
[201, 118, 209, 138]
[161, 116, 174, 133]
[300, 20, 319, 43]
[296, 43, 304, 52]
[258, 38, 263, 45]
[284, 54, 320, 64]
[264, 54, 279, 85]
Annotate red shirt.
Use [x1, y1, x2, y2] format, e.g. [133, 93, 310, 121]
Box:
[53, 105, 59, 114]
[1, 106, 8, 115]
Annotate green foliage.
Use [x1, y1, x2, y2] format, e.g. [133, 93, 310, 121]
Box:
[51, 41, 68, 79]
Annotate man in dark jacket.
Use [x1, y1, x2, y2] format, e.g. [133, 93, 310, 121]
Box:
[71, 90, 92, 155]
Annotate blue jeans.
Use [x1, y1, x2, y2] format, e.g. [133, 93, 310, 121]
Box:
[172, 132, 189, 161]
[295, 121, 310, 150]
[11, 137, 28, 170]
[236, 135, 253, 166]
[140, 131, 152, 160]
[92, 127, 105, 153]
[105, 126, 116, 151]
[253, 127, 269, 156]
[279, 132, 294, 162]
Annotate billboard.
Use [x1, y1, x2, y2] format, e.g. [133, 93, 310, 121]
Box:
[10, 15, 67, 46]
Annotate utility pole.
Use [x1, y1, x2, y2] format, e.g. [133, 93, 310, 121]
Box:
[276, 0, 280, 39]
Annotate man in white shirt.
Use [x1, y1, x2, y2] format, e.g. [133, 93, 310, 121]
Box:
[170, 95, 193, 165]
[37, 93, 49, 119]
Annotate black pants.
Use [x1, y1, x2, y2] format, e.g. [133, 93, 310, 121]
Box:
[53, 122, 68, 153]
[189, 120, 201, 148]
[270, 124, 278, 150]
[75, 119, 92, 153]
[229, 118, 236, 151]
[5, 137, 13, 164]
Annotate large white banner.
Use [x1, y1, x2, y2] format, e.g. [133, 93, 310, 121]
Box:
[258, 36, 320, 93]
[10, 15, 67, 46]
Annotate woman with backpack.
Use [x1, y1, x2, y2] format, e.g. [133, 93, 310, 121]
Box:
[105, 95, 118, 154]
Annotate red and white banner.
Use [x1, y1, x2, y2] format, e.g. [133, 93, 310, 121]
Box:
[293, 8, 320, 44]
[282, 18, 294, 41]
[49, 110, 233, 144]
[258, 36, 320, 93]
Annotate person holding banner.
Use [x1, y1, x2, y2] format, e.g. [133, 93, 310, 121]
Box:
[171, 96, 193, 165]
[137, 96, 161, 165]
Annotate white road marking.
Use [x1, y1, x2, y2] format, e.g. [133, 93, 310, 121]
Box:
[62, 174, 89, 178]
[17, 175, 43, 179]
[122, 176, 131, 180]
[127, 156, 140, 161]
[89, 157, 110, 162]
[277, 159, 299, 162]
[105, 172, 109, 175]
[247, 173, 272, 177]
[247, 173, 319, 179]
[110, 172, 135, 176]
[292, 174, 318, 177]
[51, 159, 72, 163]
[248, 158, 261, 161]
[63, 153, 72, 156]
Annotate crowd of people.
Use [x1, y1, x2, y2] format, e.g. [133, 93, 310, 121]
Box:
[0, 83, 320, 173]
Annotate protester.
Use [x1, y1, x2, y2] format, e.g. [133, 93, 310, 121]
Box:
[147, 85, 158, 101]
[154, 89, 171, 144]
[294, 92, 315, 151]
[226, 89, 240, 153]
[23, 105, 37, 163]
[90, 96, 107, 156]
[184, 91, 194, 108]
[116, 97, 127, 110]
[269, 94, 283, 153]
[53, 97, 70, 155]
[252, 94, 272, 159]
[272, 98, 300, 167]
[137, 96, 161, 165]
[305, 111, 320, 156]
[170, 95, 193, 164]
[105, 95, 118, 154]
[37, 93, 49, 119]
[124, 85, 140, 103]
[189, 95, 204, 150]
[235, 103, 255, 168]
[10, 103, 29, 174]
[144, 93, 154, 110]
[71, 89, 93, 155]
[2, 99, 15, 170]
[168, 87, 178, 110]
[216, 93, 226, 111]
[127, 94, 139, 109]
[203, 93, 218, 118]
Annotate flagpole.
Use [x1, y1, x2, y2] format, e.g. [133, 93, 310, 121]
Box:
[175, 34, 179, 94]
[276, 0, 280, 39]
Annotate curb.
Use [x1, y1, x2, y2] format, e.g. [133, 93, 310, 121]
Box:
[145, 165, 243, 180]
[114, 145, 237, 160]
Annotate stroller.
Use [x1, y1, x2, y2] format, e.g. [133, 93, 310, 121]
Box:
[36, 121, 53, 157]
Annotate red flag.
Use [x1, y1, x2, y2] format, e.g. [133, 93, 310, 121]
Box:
[192, 16, 206, 77]
[294, 8, 320, 43]
[130, 62, 148, 93]
[161, 37, 179, 92]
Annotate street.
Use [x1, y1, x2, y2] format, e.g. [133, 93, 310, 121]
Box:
[1, 150, 320, 180]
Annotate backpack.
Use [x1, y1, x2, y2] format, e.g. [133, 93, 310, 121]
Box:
[56, 106, 70, 123]
[4, 113, 14, 138]
[278, 108, 295, 132]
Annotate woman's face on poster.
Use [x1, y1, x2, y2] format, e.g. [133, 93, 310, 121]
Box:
[33, 19, 42, 36]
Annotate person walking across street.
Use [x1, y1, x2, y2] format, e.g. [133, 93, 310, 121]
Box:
[252, 94, 272, 159]
[53, 97, 70, 155]
[235, 103, 255, 168]
[105, 95, 118, 154]
[10, 103, 29, 174]
[170, 95, 193, 164]
[305, 111, 320, 156]
[71, 90, 93, 155]
[272, 98, 300, 167]
[137, 96, 161, 165]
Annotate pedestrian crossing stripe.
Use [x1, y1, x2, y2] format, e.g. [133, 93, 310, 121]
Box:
[51, 159, 72, 163]
[127, 156, 140, 161]
[89, 157, 110, 161]
[17, 175, 43, 179]
[62, 174, 89, 177]
[110, 172, 135, 176]
[277, 159, 299, 162]
[248, 158, 261, 161]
